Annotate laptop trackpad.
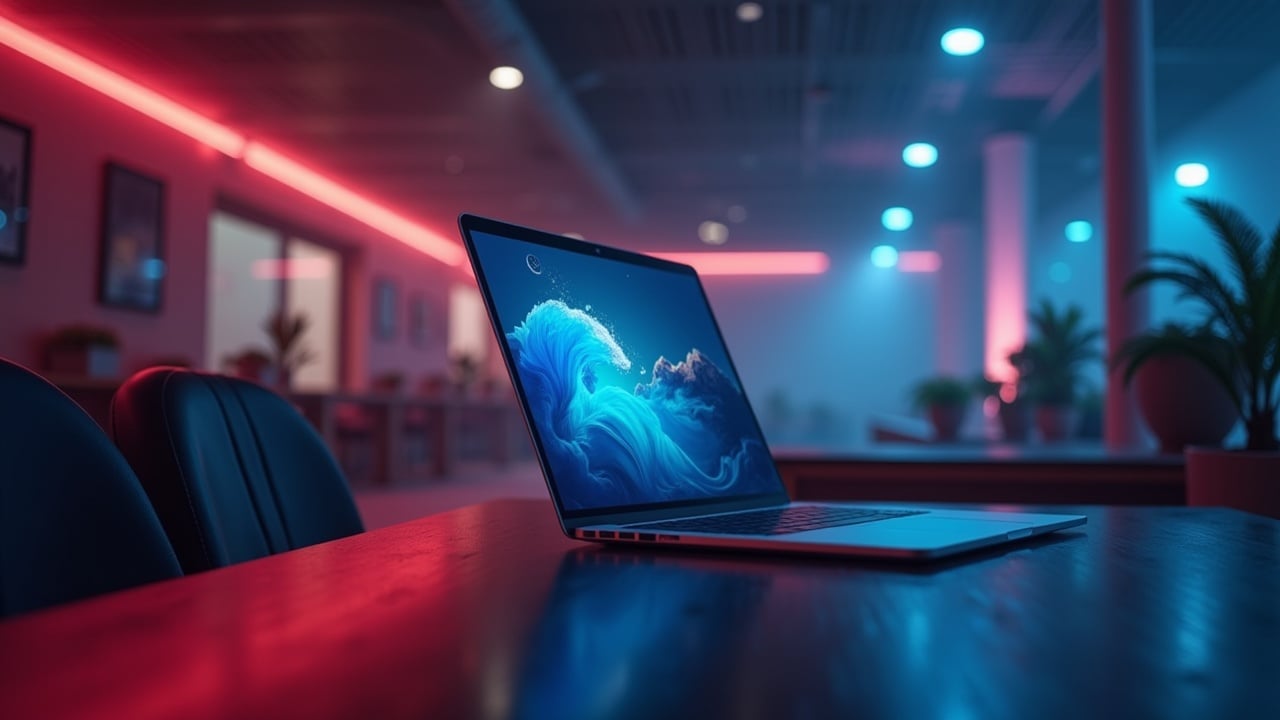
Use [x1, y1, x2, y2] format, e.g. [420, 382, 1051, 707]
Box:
[819, 516, 1036, 544]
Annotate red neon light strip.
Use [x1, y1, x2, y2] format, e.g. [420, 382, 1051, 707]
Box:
[897, 251, 942, 273]
[0, 16, 245, 157]
[242, 144, 465, 266]
[652, 252, 829, 276]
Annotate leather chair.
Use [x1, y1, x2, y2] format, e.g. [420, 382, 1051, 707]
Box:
[111, 368, 364, 574]
[0, 359, 182, 617]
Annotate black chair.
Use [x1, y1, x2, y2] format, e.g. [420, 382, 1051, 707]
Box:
[0, 359, 181, 617]
[110, 367, 364, 574]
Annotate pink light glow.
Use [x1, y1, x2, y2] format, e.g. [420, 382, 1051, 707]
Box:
[651, 252, 830, 276]
[243, 143, 465, 267]
[0, 15, 245, 157]
[251, 257, 334, 280]
[897, 251, 942, 273]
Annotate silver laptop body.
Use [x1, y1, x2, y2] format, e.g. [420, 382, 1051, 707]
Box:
[459, 214, 1085, 560]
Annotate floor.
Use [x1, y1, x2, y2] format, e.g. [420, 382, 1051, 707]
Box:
[352, 460, 549, 530]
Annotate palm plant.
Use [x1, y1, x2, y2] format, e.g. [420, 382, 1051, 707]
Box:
[1119, 198, 1279, 451]
[1010, 300, 1102, 406]
[263, 310, 315, 381]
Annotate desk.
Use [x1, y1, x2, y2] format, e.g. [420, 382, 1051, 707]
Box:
[1, 500, 1277, 719]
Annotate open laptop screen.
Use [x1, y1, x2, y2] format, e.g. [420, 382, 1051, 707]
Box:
[466, 223, 784, 517]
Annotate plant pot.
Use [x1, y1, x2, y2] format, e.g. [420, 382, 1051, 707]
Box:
[45, 345, 120, 378]
[1185, 447, 1280, 518]
[926, 404, 965, 442]
[1133, 355, 1238, 453]
[998, 401, 1031, 442]
[1035, 405, 1079, 442]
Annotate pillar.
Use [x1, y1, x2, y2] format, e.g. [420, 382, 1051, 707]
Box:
[1102, 0, 1153, 449]
[935, 221, 984, 378]
[983, 134, 1035, 385]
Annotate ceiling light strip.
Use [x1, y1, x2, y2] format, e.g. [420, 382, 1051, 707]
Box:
[242, 144, 464, 266]
[0, 16, 245, 157]
[652, 252, 830, 276]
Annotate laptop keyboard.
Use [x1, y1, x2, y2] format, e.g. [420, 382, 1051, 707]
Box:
[627, 505, 926, 536]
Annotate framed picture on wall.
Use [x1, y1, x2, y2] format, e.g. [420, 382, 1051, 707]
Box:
[374, 278, 397, 340]
[0, 117, 33, 265]
[99, 163, 166, 312]
[409, 294, 431, 348]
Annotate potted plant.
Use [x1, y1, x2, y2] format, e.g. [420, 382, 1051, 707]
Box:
[263, 310, 315, 390]
[1120, 198, 1278, 516]
[975, 374, 1030, 443]
[1010, 300, 1102, 442]
[449, 352, 480, 396]
[226, 348, 273, 383]
[44, 324, 121, 378]
[910, 376, 971, 442]
[1114, 323, 1238, 453]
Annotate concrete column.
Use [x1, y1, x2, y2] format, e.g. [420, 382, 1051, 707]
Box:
[983, 134, 1035, 385]
[1102, 0, 1153, 449]
[935, 221, 984, 378]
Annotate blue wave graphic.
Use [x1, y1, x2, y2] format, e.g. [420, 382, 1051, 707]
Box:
[508, 300, 774, 510]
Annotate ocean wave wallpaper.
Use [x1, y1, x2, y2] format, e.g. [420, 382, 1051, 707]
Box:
[470, 231, 781, 511]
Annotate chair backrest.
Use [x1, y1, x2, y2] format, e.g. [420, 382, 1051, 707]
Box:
[0, 359, 182, 618]
[110, 368, 364, 573]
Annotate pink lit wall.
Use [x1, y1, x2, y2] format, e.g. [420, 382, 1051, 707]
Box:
[0, 44, 459, 388]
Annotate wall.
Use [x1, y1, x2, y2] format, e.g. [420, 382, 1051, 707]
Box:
[1034, 63, 1280, 328]
[705, 258, 939, 450]
[0, 43, 462, 388]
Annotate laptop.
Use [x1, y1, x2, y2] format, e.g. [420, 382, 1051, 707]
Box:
[458, 214, 1085, 560]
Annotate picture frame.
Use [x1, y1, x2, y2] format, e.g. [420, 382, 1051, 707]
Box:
[0, 117, 33, 266]
[374, 277, 397, 340]
[99, 162, 166, 312]
[409, 293, 430, 348]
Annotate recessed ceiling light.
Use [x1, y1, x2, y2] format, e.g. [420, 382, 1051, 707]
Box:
[489, 65, 524, 90]
[1175, 162, 1209, 188]
[726, 205, 748, 223]
[870, 245, 899, 269]
[881, 207, 914, 232]
[736, 2, 764, 23]
[902, 142, 938, 168]
[698, 220, 729, 245]
[940, 27, 984, 56]
[1064, 220, 1093, 243]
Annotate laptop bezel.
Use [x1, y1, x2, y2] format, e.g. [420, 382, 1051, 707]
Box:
[458, 213, 792, 533]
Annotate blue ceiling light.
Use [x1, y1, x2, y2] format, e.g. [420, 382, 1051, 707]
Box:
[1175, 162, 1209, 188]
[871, 245, 899, 269]
[881, 207, 914, 231]
[940, 28, 984, 56]
[902, 142, 938, 168]
[1065, 220, 1093, 243]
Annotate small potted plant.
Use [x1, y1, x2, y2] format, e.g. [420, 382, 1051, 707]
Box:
[1120, 198, 1278, 516]
[44, 324, 121, 378]
[910, 376, 971, 442]
[227, 348, 273, 383]
[449, 352, 480, 396]
[976, 374, 1031, 443]
[1010, 300, 1102, 442]
[1114, 323, 1238, 453]
[263, 310, 315, 390]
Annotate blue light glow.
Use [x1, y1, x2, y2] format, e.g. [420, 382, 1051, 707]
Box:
[902, 142, 938, 168]
[870, 245, 899, 268]
[940, 28, 984, 56]
[1175, 163, 1209, 188]
[1049, 262, 1071, 284]
[0, 209, 7, 231]
[881, 207, 913, 231]
[1065, 220, 1093, 243]
[142, 258, 167, 280]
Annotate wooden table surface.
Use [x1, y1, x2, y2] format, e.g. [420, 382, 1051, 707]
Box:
[2, 499, 1278, 719]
